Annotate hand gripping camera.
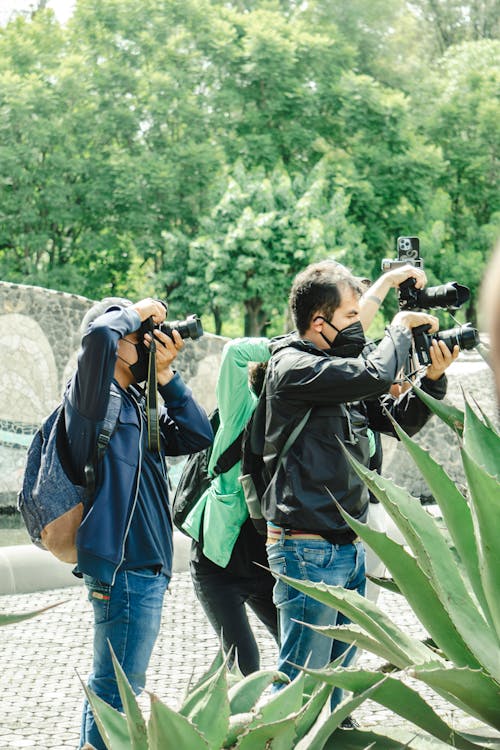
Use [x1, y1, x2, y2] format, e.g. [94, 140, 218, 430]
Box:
[382, 236, 479, 363]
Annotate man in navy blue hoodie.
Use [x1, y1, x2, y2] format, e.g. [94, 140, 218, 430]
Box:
[65, 297, 213, 750]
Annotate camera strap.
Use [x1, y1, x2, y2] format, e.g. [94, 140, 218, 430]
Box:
[146, 336, 160, 452]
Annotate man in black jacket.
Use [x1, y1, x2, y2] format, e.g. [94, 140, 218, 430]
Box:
[263, 262, 458, 709]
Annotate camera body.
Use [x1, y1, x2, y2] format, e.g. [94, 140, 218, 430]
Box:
[412, 323, 480, 366]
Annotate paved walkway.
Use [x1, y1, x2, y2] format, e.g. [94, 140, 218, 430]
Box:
[0, 570, 482, 750]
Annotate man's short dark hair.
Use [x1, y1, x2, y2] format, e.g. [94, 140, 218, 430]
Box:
[289, 262, 364, 335]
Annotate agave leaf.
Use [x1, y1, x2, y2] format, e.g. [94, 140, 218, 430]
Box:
[81, 682, 130, 750]
[337, 507, 482, 669]
[366, 575, 401, 595]
[387, 418, 490, 626]
[179, 649, 229, 719]
[223, 712, 256, 748]
[322, 727, 483, 750]
[299, 622, 406, 667]
[147, 693, 210, 749]
[185, 653, 230, 748]
[228, 669, 289, 714]
[250, 668, 306, 725]
[300, 667, 480, 750]
[412, 664, 500, 730]
[304, 677, 388, 750]
[293, 681, 333, 742]
[234, 717, 297, 749]
[412, 383, 464, 434]
[274, 571, 435, 668]
[108, 643, 148, 749]
[463, 396, 500, 481]
[181, 649, 226, 707]
[462, 448, 500, 654]
[344, 455, 500, 676]
[0, 601, 65, 626]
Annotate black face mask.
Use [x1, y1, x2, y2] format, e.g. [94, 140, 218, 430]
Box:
[128, 341, 150, 383]
[317, 317, 366, 358]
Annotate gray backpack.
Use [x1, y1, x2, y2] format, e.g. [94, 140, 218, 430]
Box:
[17, 391, 121, 564]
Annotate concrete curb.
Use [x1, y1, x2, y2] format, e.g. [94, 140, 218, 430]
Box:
[0, 531, 192, 595]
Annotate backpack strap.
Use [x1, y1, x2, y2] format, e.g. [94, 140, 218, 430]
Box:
[276, 408, 312, 468]
[212, 428, 245, 476]
[85, 390, 122, 495]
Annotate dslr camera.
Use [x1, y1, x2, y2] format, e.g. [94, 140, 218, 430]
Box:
[382, 237, 470, 311]
[382, 236, 479, 362]
[139, 302, 204, 341]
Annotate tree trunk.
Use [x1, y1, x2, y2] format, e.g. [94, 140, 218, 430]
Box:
[244, 297, 267, 336]
[212, 305, 222, 336]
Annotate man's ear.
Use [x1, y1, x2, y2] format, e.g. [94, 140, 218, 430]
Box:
[310, 313, 325, 334]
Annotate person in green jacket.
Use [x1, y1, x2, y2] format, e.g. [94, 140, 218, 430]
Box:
[182, 337, 278, 674]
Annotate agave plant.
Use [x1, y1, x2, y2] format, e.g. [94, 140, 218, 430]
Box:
[82, 642, 398, 749]
[275, 387, 500, 748]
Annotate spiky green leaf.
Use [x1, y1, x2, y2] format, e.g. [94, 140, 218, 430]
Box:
[412, 664, 500, 729]
[462, 448, 500, 652]
[234, 717, 297, 749]
[0, 602, 64, 626]
[109, 643, 148, 749]
[344, 455, 499, 677]
[274, 571, 434, 667]
[412, 383, 464, 434]
[185, 655, 230, 748]
[463, 397, 500, 481]
[337, 508, 481, 669]
[82, 683, 130, 750]
[304, 677, 388, 750]
[147, 693, 210, 749]
[301, 667, 480, 750]
[387, 418, 490, 626]
[366, 575, 401, 595]
[228, 670, 289, 715]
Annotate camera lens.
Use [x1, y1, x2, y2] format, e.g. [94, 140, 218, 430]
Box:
[160, 314, 203, 341]
[416, 282, 470, 310]
[436, 323, 479, 353]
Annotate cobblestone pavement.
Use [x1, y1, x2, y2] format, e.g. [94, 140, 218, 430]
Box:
[0, 572, 479, 750]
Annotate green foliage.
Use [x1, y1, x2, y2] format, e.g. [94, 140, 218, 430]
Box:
[277, 391, 500, 747]
[0, 0, 498, 331]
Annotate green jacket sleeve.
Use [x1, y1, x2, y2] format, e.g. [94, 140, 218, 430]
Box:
[208, 337, 270, 473]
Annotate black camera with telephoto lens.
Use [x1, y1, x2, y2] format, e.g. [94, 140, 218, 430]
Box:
[382, 236, 470, 311]
[381, 236, 480, 363]
[412, 323, 480, 366]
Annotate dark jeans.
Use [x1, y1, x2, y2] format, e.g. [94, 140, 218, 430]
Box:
[191, 562, 278, 675]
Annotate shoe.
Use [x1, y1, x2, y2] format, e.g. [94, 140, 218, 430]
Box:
[339, 715, 360, 730]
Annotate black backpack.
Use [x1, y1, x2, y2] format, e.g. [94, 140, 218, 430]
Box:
[172, 408, 246, 533]
[240, 393, 311, 536]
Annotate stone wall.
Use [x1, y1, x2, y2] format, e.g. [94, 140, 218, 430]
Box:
[0, 281, 226, 507]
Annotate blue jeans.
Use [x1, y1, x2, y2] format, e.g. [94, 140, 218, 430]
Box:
[267, 536, 365, 710]
[79, 568, 169, 750]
